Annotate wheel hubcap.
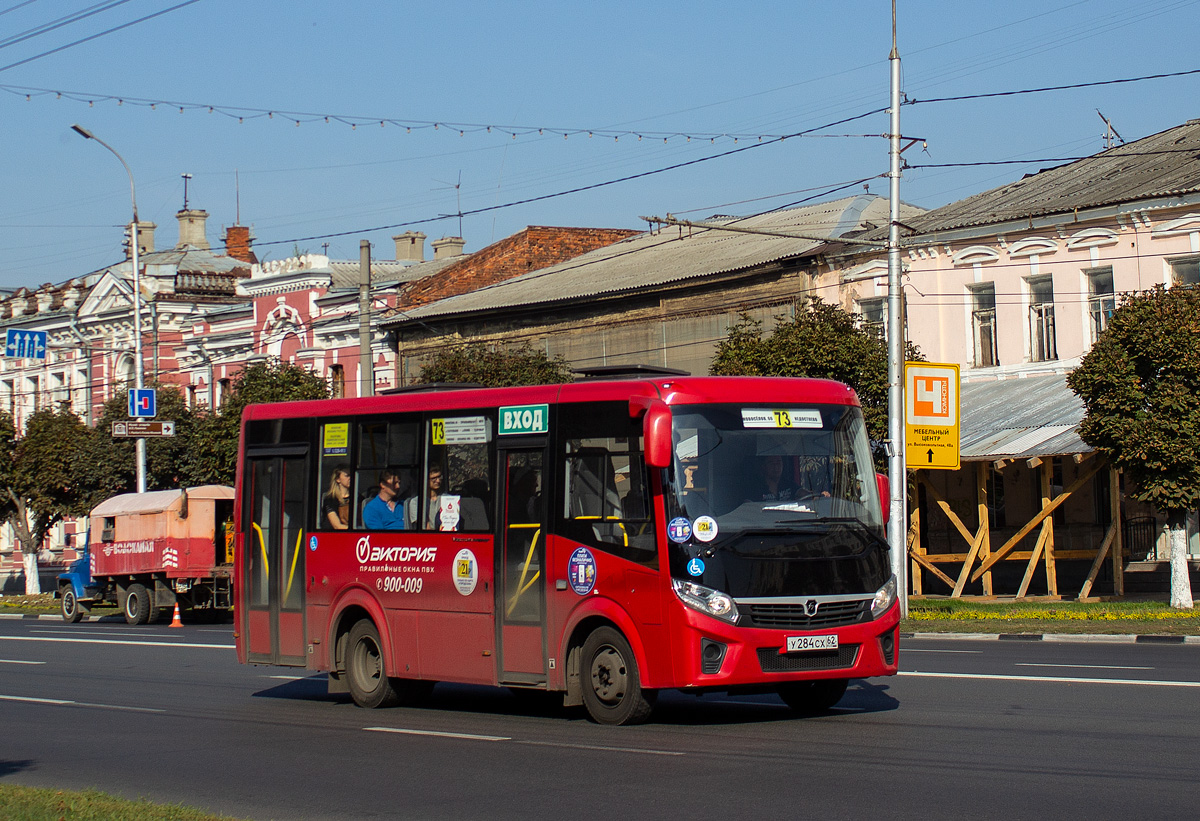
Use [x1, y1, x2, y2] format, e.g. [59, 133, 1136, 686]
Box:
[590, 646, 627, 705]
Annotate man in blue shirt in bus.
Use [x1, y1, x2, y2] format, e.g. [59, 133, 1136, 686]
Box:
[362, 469, 407, 530]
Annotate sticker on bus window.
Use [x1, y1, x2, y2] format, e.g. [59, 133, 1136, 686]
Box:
[431, 416, 489, 445]
[667, 517, 692, 543]
[309, 535, 318, 552]
[323, 422, 349, 455]
[568, 547, 596, 595]
[740, 409, 823, 429]
[693, 516, 718, 542]
[454, 548, 478, 596]
[687, 557, 705, 576]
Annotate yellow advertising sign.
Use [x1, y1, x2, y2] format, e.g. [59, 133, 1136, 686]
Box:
[905, 362, 960, 470]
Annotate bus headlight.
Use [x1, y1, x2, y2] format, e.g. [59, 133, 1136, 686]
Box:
[672, 579, 740, 625]
[870, 576, 897, 619]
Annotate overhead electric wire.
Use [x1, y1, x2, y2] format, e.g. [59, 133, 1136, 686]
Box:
[0, 0, 135, 51]
[0, 0, 204, 73]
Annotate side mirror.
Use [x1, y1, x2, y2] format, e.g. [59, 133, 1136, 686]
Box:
[876, 473, 890, 524]
[631, 397, 673, 468]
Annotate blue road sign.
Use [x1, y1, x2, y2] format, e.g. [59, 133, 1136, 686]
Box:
[4, 329, 47, 360]
[128, 388, 156, 418]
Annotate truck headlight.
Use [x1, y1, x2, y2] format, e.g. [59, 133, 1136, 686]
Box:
[870, 576, 897, 619]
[672, 578, 740, 624]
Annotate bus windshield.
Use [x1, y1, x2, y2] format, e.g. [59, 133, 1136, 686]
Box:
[664, 403, 883, 538]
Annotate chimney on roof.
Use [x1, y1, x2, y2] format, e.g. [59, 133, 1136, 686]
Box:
[394, 231, 426, 261]
[432, 236, 466, 260]
[176, 209, 210, 250]
[223, 224, 258, 264]
[123, 221, 156, 259]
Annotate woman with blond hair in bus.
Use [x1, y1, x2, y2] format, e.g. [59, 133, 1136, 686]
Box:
[321, 465, 351, 530]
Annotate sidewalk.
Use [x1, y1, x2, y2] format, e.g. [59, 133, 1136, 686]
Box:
[903, 631, 1200, 644]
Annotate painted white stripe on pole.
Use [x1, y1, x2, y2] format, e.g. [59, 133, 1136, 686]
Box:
[0, 635, 232, 649]
[900, 671, 1200, 687]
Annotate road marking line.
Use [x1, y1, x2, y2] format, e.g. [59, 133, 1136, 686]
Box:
[365, 727, 510, 741]
[1015, 663, 1153, 670]
[901, 671, 1200, 687]
[904, 649, 983, 654]
[0, 693, 163, 712]
[0, 636, 232, 649]
[34, 629, 176, 638]
[363, 727, 684, 755]
[515, 740, 685, 756]
[0, 659, 45, 665]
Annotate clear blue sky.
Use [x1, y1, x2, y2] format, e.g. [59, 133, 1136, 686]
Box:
[1, 0, 1197, 288]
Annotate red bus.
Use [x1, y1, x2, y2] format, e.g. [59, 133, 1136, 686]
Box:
[234, 374, 899, 725]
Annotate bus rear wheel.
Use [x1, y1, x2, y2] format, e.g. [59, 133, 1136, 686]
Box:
[580, 626, 655, 726]
[124, 583, 151, 625]
[778, 678, 849, 714]
[345, 620, 401, 709]
[60, 586, 82, 623]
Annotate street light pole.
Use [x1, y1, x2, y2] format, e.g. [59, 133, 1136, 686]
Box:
[72, 124, 147, 493]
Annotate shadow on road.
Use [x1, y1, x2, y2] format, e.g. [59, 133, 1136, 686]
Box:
[248, 676, 901, 726]
[0, 759, 36, 777]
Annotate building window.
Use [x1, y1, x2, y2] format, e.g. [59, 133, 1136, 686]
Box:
[330, 364, 345, 399]
[1169, 256, 1200, 287]
[969, 283, 998, 368]
[857, 297, 886, 340]
[1028, 276, 1057, 362]
[217, 378, 231, 407]
[1086, 267, 1115, 343]
[986, 467, 1006, 530]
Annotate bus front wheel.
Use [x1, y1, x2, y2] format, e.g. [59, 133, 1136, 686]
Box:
[345, 620, 401, 709]
[580, 626, 655, 726]
[777, 678, 849, 714]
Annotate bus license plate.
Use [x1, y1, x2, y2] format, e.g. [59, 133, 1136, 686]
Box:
[786, 634, 838, 652]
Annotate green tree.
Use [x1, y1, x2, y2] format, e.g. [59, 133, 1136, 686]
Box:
[188, 359, 329, 486]
[2, 405, 92, 594]
[417, 342, 573, 387]
[711, 297, 921, 446]
[1068, 284, 1198, 608]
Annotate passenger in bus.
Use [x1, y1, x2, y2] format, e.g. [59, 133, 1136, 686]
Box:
[321, 465, 351, 530]
[407, 466, 448, 530]
[362, 469, 407, 530]
[750, 454, 800, 502]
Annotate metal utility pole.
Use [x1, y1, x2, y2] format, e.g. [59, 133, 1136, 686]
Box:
[887, 3, 908, 616]
[72, 124, 147, 493]
[358, 240, 374, 397]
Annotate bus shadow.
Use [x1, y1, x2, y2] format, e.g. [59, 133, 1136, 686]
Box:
[250, 678, 900, 725]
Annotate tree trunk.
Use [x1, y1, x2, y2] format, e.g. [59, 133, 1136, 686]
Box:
[1165, 511, 1194, 609]
[23, 548, 41, 595]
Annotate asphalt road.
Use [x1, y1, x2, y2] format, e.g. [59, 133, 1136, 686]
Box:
[1, 617, 1197, 820]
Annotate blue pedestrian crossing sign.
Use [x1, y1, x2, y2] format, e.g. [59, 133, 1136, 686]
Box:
[129, 388, 156, 418]
[4, 329, 47, 360]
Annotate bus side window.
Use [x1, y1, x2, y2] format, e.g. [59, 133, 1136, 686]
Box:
[558, 402, 656, 569]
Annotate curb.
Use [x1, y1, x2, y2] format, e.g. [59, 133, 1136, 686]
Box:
[902, 631, 1200, 644]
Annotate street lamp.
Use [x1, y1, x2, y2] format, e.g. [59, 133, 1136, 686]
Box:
[72, 124, 147, 493]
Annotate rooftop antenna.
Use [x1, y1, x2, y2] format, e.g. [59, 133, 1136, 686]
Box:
[433, 171, 463, 237]
[181, 173, 192, 209]
[1097, 110, 1124, 150]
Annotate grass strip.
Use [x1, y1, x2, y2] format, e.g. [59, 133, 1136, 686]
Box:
[0, 785, 244, 821]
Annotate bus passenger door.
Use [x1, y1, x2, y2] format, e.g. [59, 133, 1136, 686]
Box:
[496, 447, 547, 684]
[244, 450, 308, 666]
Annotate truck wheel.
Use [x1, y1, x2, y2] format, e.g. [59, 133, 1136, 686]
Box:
[777, 678, 849, 714]
[345, 620, 401, 709]
[124, 583, 152, 625]
[60, 586, 82, 624]
[580, 626, 656, 726]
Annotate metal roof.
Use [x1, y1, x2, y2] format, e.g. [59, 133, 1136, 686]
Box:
[329, 257, 458, 289]
[892, 118, 1200, 238]
[89, 485, 233, 517]
[387, 195, 921, 326]
[959, 374, 1091, 461]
